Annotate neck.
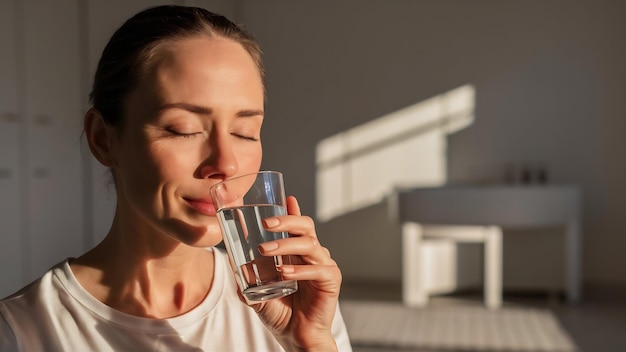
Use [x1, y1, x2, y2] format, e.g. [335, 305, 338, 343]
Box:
[71, 214, 216, 318]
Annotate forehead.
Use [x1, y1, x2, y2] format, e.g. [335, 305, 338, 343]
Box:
[158, 36, 260, 75]
[157, 35, 262, 87]
[127, 36, 264, 115]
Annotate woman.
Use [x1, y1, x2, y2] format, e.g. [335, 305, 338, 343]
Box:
[0, 5, 351, 351]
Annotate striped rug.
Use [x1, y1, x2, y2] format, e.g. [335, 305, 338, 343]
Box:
[340, 300, 578, 351]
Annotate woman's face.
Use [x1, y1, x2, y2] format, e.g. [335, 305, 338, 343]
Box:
[109, 36, 264, 248]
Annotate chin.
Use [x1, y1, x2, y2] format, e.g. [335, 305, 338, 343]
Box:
[187, 232, 224, 248]
[165, 218, 224, 248]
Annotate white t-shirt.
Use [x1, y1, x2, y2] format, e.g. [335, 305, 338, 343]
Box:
[0, 248, 352, 351]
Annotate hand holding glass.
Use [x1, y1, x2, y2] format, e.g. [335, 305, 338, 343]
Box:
[210, 171, 298, 302]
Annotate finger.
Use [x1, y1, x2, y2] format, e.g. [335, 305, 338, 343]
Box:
[259, 235, 320, 255]
[259, 237, 332, 265]
[286, 195, 301, 216]
[262, 214, 316, 238]
[279, 263, 342, 289]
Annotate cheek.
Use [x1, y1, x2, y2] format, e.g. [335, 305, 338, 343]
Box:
[115, 142, 190, 205]
[236, 144, 263, 173]
[140, 142, 198, 182]
[155, 153, 194, 180]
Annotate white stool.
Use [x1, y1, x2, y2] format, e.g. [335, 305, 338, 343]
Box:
[402, 223, 502, 309]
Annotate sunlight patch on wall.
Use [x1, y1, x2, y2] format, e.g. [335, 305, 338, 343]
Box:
[316, 85, 475, 222]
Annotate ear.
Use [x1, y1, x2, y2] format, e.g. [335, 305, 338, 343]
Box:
[84, 108, 118, 167]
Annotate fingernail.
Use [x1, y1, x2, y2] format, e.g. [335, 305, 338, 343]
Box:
[259, 241, 278, 253]
[263, 217, 280, 228]
[279, 265, 294, 273]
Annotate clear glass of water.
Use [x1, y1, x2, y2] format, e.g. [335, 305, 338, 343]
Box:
[210, 171, 298, 302]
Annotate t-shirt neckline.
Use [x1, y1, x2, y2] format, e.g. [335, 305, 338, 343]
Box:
[56, 247, 225, 332]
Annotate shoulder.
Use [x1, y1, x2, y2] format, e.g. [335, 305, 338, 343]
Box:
[0, 259, 88, 349]
[0, 260, 68, 351]
[0, 260, 66, 310]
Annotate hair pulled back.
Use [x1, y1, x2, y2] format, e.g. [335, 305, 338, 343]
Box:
[89, 5, 263, 126]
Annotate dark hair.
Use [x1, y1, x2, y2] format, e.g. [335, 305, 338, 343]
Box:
[89, 5, 264, 126]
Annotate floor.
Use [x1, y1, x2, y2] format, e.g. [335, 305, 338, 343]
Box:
[339, 282, 626, 352]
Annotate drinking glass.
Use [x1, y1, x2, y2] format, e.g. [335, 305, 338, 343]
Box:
[210, 171, 298, 302]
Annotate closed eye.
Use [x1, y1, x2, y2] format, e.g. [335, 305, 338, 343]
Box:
[232, 133, 259, 142]
[167, 128, 202, 138]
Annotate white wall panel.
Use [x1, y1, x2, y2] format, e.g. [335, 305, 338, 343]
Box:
[0, 0, 23, 298]
[22, 0, 84, 280]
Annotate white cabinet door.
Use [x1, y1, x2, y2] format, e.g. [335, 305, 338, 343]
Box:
[21, 0, 84, 281]
[0, 0, 24, 298]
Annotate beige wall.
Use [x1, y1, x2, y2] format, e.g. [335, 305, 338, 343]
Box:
[240, 0, 626, 286]
[2, 0, 624, 297]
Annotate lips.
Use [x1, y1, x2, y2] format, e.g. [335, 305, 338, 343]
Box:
[184, 198, 217, 216]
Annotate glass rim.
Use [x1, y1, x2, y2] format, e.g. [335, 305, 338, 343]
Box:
[210, 170, 282, 190]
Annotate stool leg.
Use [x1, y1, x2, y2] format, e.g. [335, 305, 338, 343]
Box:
[402, 222, 428, 307]
[484, 226, 502, 309]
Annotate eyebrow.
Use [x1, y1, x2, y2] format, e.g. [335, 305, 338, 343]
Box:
[159, 103, 263, 118]
[237, 109, 264, 118]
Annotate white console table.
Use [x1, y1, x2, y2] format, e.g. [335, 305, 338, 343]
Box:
[396, 185, 582, 304]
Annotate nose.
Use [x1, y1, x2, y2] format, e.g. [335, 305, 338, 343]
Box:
[198, 129, 238, 180]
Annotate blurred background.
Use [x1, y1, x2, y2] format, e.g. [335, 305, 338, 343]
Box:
[1, 0, 625, 351]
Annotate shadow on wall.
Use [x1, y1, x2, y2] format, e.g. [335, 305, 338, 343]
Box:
[315, 84, 475, 222]
[316, 85, 483, 288]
